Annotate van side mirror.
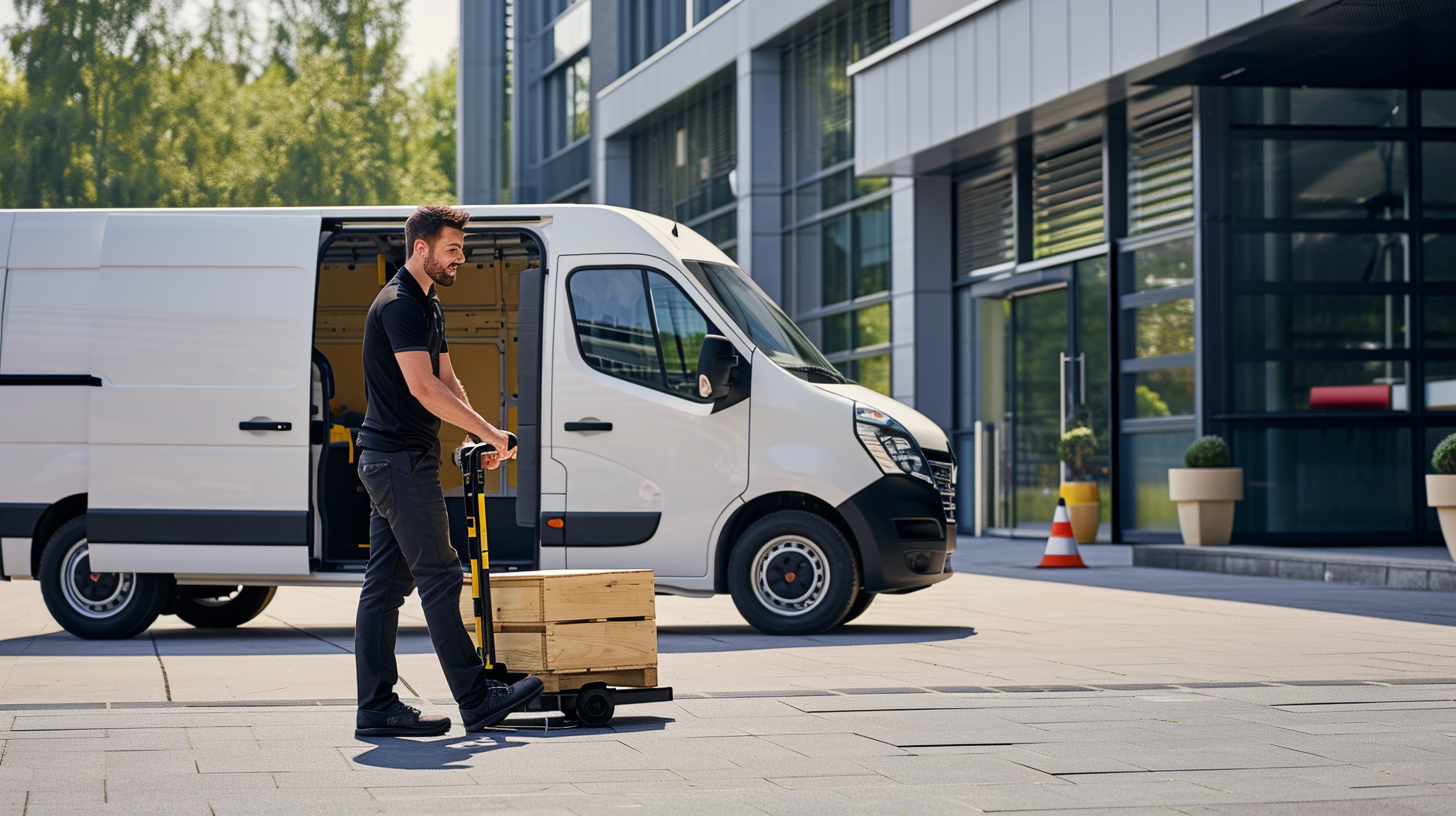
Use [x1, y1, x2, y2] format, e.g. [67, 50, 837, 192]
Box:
[695, 335, 738, 401]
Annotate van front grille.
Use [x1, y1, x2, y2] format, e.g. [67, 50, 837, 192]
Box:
[928, 460, 956, 525]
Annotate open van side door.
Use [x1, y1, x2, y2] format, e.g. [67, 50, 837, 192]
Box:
[86, 212, 322, 576]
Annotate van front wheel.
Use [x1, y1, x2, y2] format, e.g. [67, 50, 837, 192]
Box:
[172, 586, 277, 629]
[38, 517, 171, 640]
[728, 510, 859, 636]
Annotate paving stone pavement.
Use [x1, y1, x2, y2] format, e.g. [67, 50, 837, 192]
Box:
[1, 538, 1454, 814]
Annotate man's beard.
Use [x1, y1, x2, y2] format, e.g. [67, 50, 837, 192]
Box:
[422, 252, 456, 287]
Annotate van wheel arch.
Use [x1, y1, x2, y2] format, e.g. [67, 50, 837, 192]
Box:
[714, 492, 861, 595]
[27, 494, 89, 576]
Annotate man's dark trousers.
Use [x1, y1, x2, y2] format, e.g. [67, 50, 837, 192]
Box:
[355, 447, 490, 712]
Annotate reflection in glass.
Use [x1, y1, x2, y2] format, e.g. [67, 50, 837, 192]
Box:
[569, 268, 661, 388]
[1122, 238, 1193, 291]
[854, 199, 891, 297]
[1230, 87, 1406, 127]
[1127, 368, 1194, 418]
[1011, 289, 1068, 530]
[1231, 233, 1407, 283]
[647, 272, 710, 399]
[1426, 362, 1456, 411]
[1120, 431, 1193, 531]
[1423, 90, 1456, 128]
[846, 354, 890, 395]
[1234, 295, 1409, 350]
[1234, 361, 1409, 412]
[1424, 142, 1456, 219]
[855, 303, 890, 348]
[1077, 258, 1112, 523]
[1234, 426, 1411, 533]
[1131, 299, 1195, 358]
[1426, 297, 1456, 349]
[1232, 140, 1407, 220]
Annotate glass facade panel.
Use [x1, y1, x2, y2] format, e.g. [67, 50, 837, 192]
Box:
[1426, 361, 1456, 410]
[1120, 431, 1193, 531]
[1122, 238, 1193, 291]
[1233, 361, 1409, 412]
[1231, 233, 1407, 283]
[630, 69, 736, 253]
[854, 303, 890, 348]
[1426, 296, 1456, 349]
[1423, 90, 1456, 128]
[1231, 140, 1407, 220]
[1423, 142, 1456, 218]
[854, 199, 891, 297]
[1234, 425, 1412, 533]
[1424, 234, 1456, 281]
[1233, 294, 1409, 351]
[1130, 299, 1195, 358]
[1128, 368, 1195, 417]
[620, 0, 686, 71]
[845, 353, 890, 394]
[1230, 87, 1406, 127]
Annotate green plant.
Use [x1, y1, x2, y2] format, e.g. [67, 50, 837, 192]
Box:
[1434, 433, 1456, 475]
[1184, 435, 1230, 468]
[1057, 426, 1098, 480]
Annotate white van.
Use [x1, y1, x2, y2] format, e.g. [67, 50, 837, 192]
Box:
[0, 206, 956, 639]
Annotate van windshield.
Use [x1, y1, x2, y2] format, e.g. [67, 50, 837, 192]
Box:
[683, 260, 846, 384]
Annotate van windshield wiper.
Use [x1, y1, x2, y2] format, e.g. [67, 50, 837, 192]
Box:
[782, 364, 848, 384]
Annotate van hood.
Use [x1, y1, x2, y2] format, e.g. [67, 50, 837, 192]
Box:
[811, 383, 950, 453]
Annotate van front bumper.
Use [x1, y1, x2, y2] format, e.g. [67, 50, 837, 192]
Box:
[835, 475, 955, 593]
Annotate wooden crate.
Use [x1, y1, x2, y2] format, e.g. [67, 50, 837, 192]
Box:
[461, 569, 658, 691]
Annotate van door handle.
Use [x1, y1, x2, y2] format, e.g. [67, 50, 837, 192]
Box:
[240, 420, 292, 431]
[564, 421, 612, 432]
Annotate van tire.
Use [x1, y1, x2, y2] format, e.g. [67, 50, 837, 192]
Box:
[173, 586, 278, 629]
[38, 517, 171, 640]
[838, 590, 875, 626]
[727, 510, 859, 636]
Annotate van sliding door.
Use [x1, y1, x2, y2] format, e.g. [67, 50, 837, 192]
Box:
[86, 212, 322, 577]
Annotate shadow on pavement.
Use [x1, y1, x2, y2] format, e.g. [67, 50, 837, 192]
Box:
[658, 624, 975, 653]
[0, 624, 436, 656]
[351, 716, 672, 770]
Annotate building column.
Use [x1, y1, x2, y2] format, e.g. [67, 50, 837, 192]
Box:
[458, 0, 508, 204]
[736, 48, 783, 302]
[596, 135, 633, 207]
[890, 176, 953, 429]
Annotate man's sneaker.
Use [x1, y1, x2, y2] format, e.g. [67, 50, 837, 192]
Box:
[461, 677, 544, 731]
[355, 702, 451, 737]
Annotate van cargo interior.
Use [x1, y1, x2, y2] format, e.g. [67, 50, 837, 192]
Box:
[311, 226, 541, 572]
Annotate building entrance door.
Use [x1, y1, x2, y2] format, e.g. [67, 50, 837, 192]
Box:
[986, 256, 1110, 537]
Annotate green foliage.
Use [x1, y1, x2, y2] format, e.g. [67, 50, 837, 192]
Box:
[1135, 384, 1170, 418]
[0, 0, 456, 209]
[1057, 426, 1098, 481]
[1433, 433, 1456, 476]
[1184, 435, 1230, 469]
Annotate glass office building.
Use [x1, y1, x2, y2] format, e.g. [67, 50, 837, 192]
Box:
[463, 0, 1456, 544]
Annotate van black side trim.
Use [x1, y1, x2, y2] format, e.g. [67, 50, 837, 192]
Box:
[0, 375, 101, 387]
[537, 512, 661, 547]
[88, 510, 309, 546]
[0, 503, 48, 538]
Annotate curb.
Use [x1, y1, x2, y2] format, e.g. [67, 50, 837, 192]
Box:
[1133, 544, 1456, 592]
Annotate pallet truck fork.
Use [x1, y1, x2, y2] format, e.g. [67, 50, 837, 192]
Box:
[457, 441, 673, 728]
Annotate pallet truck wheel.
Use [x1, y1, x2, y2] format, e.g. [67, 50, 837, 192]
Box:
[575, 686, 615, 727]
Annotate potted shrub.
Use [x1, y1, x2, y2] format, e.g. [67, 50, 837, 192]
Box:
[1057, 426, 1100, 543]
[1427, 433, 1456, 560]
[1168, 435, 1243, 546]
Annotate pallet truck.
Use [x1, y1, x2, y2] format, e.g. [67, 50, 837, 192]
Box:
[457, 440, 674, 728]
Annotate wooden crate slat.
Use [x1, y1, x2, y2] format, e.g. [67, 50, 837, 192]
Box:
[538, 668, 657, 694]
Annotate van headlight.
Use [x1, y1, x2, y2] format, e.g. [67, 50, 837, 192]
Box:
[854, 404, 934, 485]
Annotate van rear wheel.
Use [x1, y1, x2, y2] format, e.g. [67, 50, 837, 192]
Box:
[728, 510, 859, 636]
[172, 586, 277, 629]
[38, 517, 171, 640]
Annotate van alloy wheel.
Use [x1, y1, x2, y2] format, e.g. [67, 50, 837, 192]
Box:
[59, 539, 136, 619]
[751, 536, 829, 616]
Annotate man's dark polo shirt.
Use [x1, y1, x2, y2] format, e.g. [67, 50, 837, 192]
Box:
[357, 269, 448, 454]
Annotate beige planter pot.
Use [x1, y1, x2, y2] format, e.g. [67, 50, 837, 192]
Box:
[1425, 474, 1456, 562]
[1168, 467, 1244, 546]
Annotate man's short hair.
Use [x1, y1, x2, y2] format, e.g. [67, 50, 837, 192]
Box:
[405, 205, 470, 251]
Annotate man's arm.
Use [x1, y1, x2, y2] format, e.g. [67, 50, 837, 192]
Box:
[396, 351, 512, 453]
[438, 352, 472, 407]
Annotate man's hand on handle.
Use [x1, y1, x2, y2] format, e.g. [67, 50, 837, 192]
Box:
[464, 430, 517, 471]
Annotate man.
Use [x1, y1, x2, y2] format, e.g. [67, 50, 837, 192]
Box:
[353, 205, 543, 737]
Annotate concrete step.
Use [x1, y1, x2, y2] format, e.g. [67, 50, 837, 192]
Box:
[1134, 544, 1456, 592]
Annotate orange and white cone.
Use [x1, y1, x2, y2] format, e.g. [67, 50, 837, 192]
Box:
[1037, 498, 1087, 568]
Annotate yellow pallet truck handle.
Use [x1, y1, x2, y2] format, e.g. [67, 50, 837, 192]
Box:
[456, 435, 516, 670]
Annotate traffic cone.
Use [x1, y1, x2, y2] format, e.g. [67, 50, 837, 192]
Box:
[1037, 498, 1087, 568]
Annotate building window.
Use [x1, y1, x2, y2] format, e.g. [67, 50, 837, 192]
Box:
[1129, 87, 1194, 235]
[1033, 116, 1105, 259]
[954, 151, 1016, 277]
[629, 69, 737, 256]
[545, 54, 590, 155]
[780, 0, 894, 394]
[620, 0, 687, 71]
